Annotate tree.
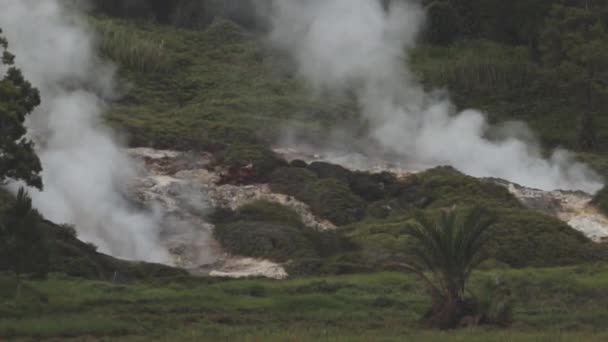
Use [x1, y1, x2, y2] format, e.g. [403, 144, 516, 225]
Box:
[425, 1, 461, 44]
[399, 207, 495, 329]
[0, 28, 43, 189]
[540, 5, 608, 151]
[0, 188, 49, 297]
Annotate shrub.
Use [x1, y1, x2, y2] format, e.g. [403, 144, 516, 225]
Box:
[487, 209, 598, 267]
[268, 167, 319, 198]
[592, 185, 608, 216]
[425, 1, 461, 44]
[289, 159, 308, 168]
[216, 144, 285, 180]
[285, 258, 323, 276]
[236, 201, 303, 227]
[204, 17, 247, 44]
[366, 201, 393, 219]
[214, 221, 318, 262]
[347, 206, 603, 269]
[307, 162, 352, 183]
[349, 172, 400, 201]
[270, 167, 368, 225]
[410, 166, 522, 209]
[307, 179, 367, 226]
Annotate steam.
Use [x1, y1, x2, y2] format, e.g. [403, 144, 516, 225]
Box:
[265, 0, 603, 193]
[0, 0, 171, 263]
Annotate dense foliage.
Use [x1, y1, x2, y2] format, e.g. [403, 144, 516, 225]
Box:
[0, 29, 42, 189]
[404, 207, 503, 329]
[212, 201, 359, 275]
[0, 189, 49, 282]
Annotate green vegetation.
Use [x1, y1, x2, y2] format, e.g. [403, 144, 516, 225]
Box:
[96, 17, 351, 154]
[403, 207, 505, 329]
[2, 264, 608, 340]
[212, 201, 357, 275]
[95, 18, 174, 74]
[215, 144, 285, 181]
[409, 167, 522, 209]
[0, 189, 49, 286]
[594, 186, 608, 216]
[0, 29, 42, 189]
[0, 189, 185, 282]
[3, 1, 608, 339]
[214, 164, 605, 272]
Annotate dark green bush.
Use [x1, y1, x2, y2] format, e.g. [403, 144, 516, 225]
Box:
[289, 159, 308, 168]
[216, 144, 285, 180]
[236, 201, 303, 227]
[302, 229, 357, 258]
[285, 258, 323, 277]
[425, 1, 461, 44]
[204, 17, 247, 44]
[307, 162, 352, 183]
[270, 167, 368, 225]
[366, 201, 394, 219]
[410, 166, 522, 209]
[593, 186, 608, 216]
[307, 179, 367, 226]
[214, 221, 318, 262]
[268, 167, 319, 199]
[347, 205, 603, 269]
[351, 175, 385, 201]
[487, 209, 600, 267]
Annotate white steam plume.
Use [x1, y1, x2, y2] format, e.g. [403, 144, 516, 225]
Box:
[265, 0, 603, 193]
[0, 0, 171, 263]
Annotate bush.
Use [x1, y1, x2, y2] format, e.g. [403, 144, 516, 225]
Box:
[425, 1, 461, 44]
[366, 201, 394, 219]
[410, 166, 522, 209]
[285, 258, 323, 277]
[486, 209, 599, 267]
[349, 172, 401, 201]
[216, 144, 285, 180]
[214, 221, 318, 262]
[270, 167, 368, 225]
[268, 167, 319, 198]
[236, 201, 303, 227]
[204, 17, 247, 44]
[346, 206, 603, 269]
[307, 162, 352, 183]
[308, 179, 367, 226]
[593, 185, 608, 216]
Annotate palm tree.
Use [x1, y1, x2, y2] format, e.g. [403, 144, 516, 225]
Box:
[399, 207, 495, 329]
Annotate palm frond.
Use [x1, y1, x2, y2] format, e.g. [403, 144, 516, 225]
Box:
[405, 207, 495, 301]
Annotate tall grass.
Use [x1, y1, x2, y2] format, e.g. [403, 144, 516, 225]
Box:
[412, 41, 539, 97]
[93, 18, 173, 74]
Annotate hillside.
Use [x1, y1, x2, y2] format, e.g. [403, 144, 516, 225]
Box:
[2, 0, 608, 340]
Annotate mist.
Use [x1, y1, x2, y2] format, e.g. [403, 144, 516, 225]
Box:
[264, 0, 603, 193]
[0, 0, 171, 263]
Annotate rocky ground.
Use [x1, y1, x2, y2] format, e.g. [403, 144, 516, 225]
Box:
[127, 148, 333, 279]
[126, 147, 608, 280]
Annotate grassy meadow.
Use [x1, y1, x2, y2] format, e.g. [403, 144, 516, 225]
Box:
[2, 263, 608, 341]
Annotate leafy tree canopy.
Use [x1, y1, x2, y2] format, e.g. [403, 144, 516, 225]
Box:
[0, 28, 43, 189]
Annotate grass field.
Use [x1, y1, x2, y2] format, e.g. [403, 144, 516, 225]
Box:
[2, 263, 608, 341]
